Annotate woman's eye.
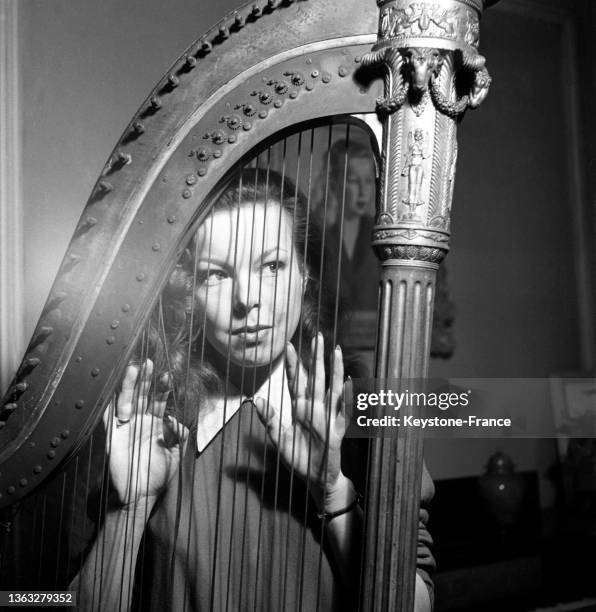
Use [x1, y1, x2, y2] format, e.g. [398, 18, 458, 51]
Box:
[208, 270, 228, 281]
[263, 260, 285, 275]
[198, 268, 228, 284]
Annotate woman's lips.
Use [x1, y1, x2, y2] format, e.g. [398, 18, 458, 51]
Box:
[231, 325, 272, 344]
[231, 325, 272, 335]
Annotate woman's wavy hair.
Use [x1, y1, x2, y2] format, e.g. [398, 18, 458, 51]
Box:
[140, 166, 338, 424]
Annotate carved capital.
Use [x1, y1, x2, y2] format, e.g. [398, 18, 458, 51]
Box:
[363, 0, 494, 264]
[363, 1, 492, 118]
[375, 0, 484, 51]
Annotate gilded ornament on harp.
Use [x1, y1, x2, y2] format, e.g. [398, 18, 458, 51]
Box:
[360, 47, 408, 115]
[468, 66, 491, 107]
[267, 79, 289, 94]
[377, 212, 395, 225]
[283, 70, 305, 87]
[404, 47, 442, 93]
[203, 131, 226, 145]
[428, 48, 492, 117]
[374, 244, 446, 263]
[373, 228, 449, 243]
[403, 47, 443, 115]
[235, 102, 257, 117]
[220, 114, 243, 130]
[378, 2, 480, 48]
[400, 128, 430, 221]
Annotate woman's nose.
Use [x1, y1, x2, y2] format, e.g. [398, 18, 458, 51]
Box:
[233, 273, 260, 315]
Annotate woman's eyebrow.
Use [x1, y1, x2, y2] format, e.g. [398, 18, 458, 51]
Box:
[259, 247, 289, 259]
[196, 257, 229, 268]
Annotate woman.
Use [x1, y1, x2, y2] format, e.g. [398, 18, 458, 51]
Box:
[73, 168, 433, 611]
[319, 138, 379, 312]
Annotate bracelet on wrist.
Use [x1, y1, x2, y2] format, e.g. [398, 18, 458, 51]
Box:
[317, 491, 363, 521]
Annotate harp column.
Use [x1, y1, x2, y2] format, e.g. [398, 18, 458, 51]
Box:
[361, 0, 494, 610]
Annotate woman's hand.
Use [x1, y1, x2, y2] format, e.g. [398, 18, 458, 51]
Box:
[255, 333, 351, 512]
[103, 359, 188, 509]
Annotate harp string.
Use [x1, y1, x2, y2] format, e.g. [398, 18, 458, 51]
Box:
[237, 154, 276, 610]
[269, 134, 290, 606]
[235, 163, 262, 607]
[239, 156, 269, 609]
[275, 132, 310, 608]
[280, 129, 305, 611]
[128, 331, 146, 605]
[252, 152, 277, 612]
[295, 126, 317, 612]
[126, 328, 151, 610]
[37, 494, 48, 587]
[53, 471, 68, 587]
[132, 327, 151, 609]
[240, 158, 268, 611]
[110, 328, 149, 611]
[270, 134, 287, 536]
[151, 296, 180, 605]
[313, 122, 336, 611]
[65, 454, 79, 584]
[134, 325, 151, 610]
[223, 167, 256, 612]
[210, 159, 262, 609]
[75, 428, 96, 600]
[177, 220, 201, 612]
[95, 386, 113, 610]
[182, 202, 216, 610]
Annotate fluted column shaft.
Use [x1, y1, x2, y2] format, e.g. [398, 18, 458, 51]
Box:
[360, 0, 495, 609]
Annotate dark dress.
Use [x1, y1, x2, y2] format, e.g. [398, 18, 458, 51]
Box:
[133, 403, 435, 611]
[136, 404, 337, 612]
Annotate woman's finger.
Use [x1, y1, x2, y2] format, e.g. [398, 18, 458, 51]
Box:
[134, 359, 154, 412]
[116, 363, 140, 422]
[306, 333, 324, 400]
[163, 413, 189, 449]
[285, 342, 305, 400]
[335, 397, 346, 437]
[313, 332, 326, 401]
[329, 345, 345, 416]
[148, 372, 170, 419]
[102, 400, 117, 452]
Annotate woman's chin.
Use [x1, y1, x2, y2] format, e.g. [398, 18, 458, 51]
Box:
[228, 345, 283, 369]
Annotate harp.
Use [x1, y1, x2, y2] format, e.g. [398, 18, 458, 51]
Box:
[0, 0, 496, 609]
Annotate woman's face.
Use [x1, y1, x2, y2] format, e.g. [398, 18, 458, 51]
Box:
[343, 155, 376, 220]
[194, 200, 304, 368]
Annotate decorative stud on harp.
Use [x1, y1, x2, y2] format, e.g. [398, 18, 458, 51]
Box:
[359, 1, 495, 610]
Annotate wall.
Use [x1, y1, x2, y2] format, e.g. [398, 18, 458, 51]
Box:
[0, 0, 24, 392]
[19, 0, 241, 338]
